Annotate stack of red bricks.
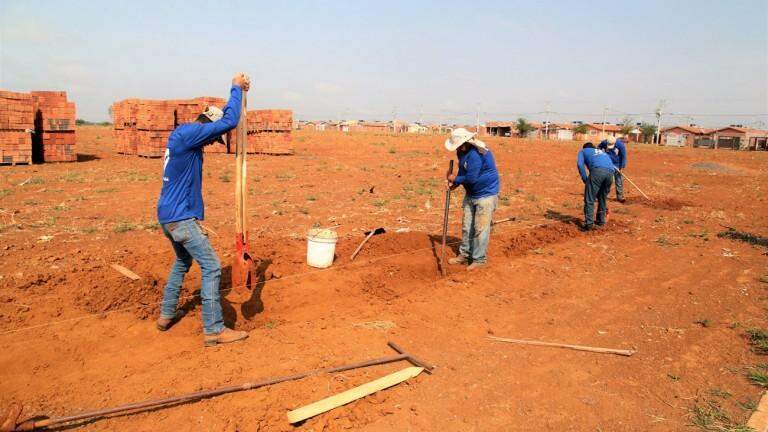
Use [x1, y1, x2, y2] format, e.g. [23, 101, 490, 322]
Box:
[112, 97, 227, 157]
[111, 99, 137, 155]
[31, 91, 77, 162]
[228, 109, 294, 155]
[0, 91, 35, 165]
[135, 101, 175, 158]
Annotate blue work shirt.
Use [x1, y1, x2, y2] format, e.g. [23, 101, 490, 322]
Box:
[157, 85, 243, 224]
[597, 139, 627, 169]
[453, 146, 500, 199]
[577, 147, 616, 183]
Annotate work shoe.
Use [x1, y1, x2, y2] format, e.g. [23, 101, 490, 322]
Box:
[581, 225, 593, 232]
[204, 328, 249, 347]
[617, 197, 626, 203]
[448, 256, 470, 265]
[156, 310, 186, 332]
[467, 262, 486, 271]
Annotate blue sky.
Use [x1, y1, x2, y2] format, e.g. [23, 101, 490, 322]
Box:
[1, 0, 766, 127]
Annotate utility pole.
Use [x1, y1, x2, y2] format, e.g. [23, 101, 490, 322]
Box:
[392, 106, 398, 134]
[476, 102, 481, 135]
[419, 105, 423, 125]
[601, 105, 608, 137]
[655, 100, 666, 145]
[544, 101, 551, 140]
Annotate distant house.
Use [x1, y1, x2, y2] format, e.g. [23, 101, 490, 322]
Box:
[485, 121, 516, 137]
[583, 123, 625, 140]
[711, 126, 768, 150]
[407, 123, 428, 134]
[661, 125, 714, 147]
[357, 122, 389, 133]
[542, 123, 574, 141]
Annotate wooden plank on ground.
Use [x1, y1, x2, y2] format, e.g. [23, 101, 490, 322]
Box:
[488, 335, 635, 356]
[287, 366, 424, 424]
[111, 264, 141, 281]
[748, 391, 768, 432]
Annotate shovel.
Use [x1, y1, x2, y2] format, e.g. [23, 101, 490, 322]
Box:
[440, 160, 454, 277]
[231, 88, 257, 290]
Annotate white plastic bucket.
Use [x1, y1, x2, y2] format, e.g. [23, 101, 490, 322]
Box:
[306, 228, 338, 268]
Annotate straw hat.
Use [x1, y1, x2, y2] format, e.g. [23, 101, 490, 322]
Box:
[444, 128, 487, 153]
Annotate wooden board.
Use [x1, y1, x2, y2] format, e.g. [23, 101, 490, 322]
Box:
[287, 366, 424, 424]
[748, 391, 768, 432]
[488, 335, 635, 356]
[110, 264, 141, 281]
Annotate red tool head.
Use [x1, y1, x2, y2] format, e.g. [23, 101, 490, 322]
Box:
[231, 233, 257, 291]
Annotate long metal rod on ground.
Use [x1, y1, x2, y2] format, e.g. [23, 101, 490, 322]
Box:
[488, 335, 636, 357]
[2, 342, 434, 431]
[616, 169, 651, 201]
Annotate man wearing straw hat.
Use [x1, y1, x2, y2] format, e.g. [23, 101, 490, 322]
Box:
[598, 136, 627, 202]
[445, 128, 501, 270]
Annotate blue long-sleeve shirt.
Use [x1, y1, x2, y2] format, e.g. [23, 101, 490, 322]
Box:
[597, 139, 627, 169]
[577, 147, 616, 183]
[157, 85, 243, 224]
[453, 147, 500, 199]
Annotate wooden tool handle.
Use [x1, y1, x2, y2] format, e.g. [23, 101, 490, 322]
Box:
[234, 90, 248, 235]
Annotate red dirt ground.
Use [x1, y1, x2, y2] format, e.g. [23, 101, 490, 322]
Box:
[1, 126, 767, 431]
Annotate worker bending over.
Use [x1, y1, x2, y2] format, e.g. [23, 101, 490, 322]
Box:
[445, 128, 501, 270]
[577, 142, 616, 231]
[598, 136, 627, 202]
[156, 73, 250, 346]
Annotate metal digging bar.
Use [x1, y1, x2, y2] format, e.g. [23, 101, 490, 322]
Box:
[1, 341, 434, 431]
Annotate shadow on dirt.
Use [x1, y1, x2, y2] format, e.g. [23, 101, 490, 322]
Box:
[427, 233, 461, 274]
[718, 228, 768, 248]
[217, 259, 271, 330]
[544, 209, 581, 226]
[77, 154, 100, 162]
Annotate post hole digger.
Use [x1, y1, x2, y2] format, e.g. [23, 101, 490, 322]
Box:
[0, 342, 433, 431]
[231, 87, 257, 291]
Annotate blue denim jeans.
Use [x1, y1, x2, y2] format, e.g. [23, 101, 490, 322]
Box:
[459, 194, 498, 264]
[160, 218, 224, 335]
[614, 171, 624, 199]
[584, 168, 614, 227]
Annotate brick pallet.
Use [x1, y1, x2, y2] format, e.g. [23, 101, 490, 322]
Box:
[112, 96, 229, 157]
[228, 109, 294, 155]
[32, 91, 77, 162]
[0, 90, 35, 165]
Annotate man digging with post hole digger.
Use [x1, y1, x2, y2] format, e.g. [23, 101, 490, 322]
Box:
[577, 142, 616, 231]
[598, 135, 627, 202]
[155, 73, 250, 347]
[445, 128, 501, 271]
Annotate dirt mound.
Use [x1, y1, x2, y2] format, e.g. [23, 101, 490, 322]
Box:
[504, 224, 580, 256]
[503, 221, 627, 257]
[352, 231, 435, 259]
[74, 275, 165, 319]
[624, 196, 692, 210]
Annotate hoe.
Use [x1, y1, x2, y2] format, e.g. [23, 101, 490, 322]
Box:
[0, 342, 433, 431]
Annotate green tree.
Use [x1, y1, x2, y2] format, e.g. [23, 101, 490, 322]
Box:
[516, 118, 535, 138]
[620, 116, 635, 135]
[640, 123, 657, 143]
[573, 123, 589, 135]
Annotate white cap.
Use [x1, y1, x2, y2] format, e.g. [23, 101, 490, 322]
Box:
[201, 106, 224, 123]
[606, 136, 617, 147]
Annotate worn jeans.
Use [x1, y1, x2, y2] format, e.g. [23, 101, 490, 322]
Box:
[614, 171, 624, 199]
[459, 195, 498, 264]
[160, 218, 224, 335]
[584, 168, 614, 227]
